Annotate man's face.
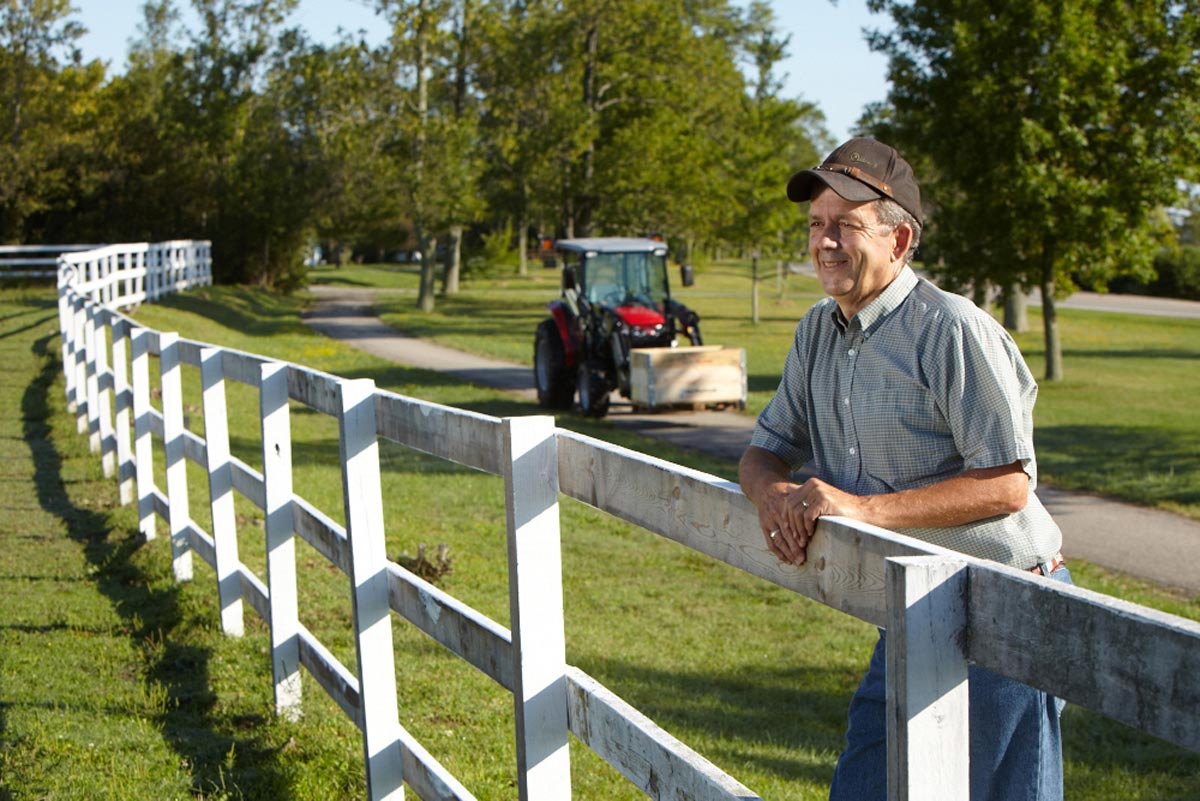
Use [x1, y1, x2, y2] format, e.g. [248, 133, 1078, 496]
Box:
[808, 186, 906, 319]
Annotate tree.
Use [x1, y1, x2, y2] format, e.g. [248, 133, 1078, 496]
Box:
[867, 0, 1200, 379]
[0, 0, 90, 241]
[721, 1, 825, 266]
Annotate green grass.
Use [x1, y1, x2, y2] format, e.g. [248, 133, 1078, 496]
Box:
[2, 283, 1198, 799]
[310, 260, 1200, 521]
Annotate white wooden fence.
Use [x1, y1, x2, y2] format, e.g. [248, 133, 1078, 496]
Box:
[55, 242, 1200, 800]
[1, 244, 103, 278]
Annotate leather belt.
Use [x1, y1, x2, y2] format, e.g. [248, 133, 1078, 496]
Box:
[1029, 553, 1065, 576]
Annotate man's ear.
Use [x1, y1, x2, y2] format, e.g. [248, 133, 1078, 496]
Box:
[891, 223, 913, 262]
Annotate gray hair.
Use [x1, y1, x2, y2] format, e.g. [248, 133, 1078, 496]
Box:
[874, 198, 922, 264]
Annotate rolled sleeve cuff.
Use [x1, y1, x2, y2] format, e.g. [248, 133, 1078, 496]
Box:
[749, 425, 809, 470]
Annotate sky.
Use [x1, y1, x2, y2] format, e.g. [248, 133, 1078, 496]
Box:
[72, 0, 892, 145]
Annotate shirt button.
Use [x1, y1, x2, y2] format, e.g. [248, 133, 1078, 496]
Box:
[847, 348, 857, 357]
[843, 397, 850, 406]
[849, 447, 857, 455]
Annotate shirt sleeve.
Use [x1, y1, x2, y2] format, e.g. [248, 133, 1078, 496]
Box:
[750, 316, 815, 469]
[935, 311, 1035, 474]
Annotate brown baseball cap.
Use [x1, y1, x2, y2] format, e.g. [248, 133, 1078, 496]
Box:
[787, 138, 923, 225]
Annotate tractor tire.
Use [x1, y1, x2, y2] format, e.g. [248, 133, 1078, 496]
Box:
[534, 319, 575, 409]
[577, 360, 611, 418]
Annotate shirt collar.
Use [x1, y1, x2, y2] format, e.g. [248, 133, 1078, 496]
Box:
[831, 265, 919, 334]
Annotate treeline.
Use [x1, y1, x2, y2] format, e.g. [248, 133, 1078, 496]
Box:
[0, 0, 827, 302]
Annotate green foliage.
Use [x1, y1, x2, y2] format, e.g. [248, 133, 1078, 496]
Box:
[1108, 246, 1200, 301]
[465, 218, 518, 279]
[0, 1, 831, 295]
[865, 0, 1200, 378]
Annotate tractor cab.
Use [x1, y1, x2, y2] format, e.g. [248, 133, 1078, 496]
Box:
[534, 237, 707, 417]
[558, 238, 688, 351]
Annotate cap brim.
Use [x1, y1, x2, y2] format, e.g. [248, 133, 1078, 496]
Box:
[787, 169, 885, 204]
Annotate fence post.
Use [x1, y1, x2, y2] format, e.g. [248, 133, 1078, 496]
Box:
[201, 347, 244, 637]
[112, 318, 135, 505]
[147, 245, 159, 303]
[338, 378, 404, 800]
[83, 303, 104, 455]
[886, 555, 970, 801]
[92, 307, 116, 478]
[260, 361, 302, 721]
[160, 331, 193, 582]
[502, 416, 571, 801]
[73, 296, 89, 434]
[58, 281, 78, 414]
[130, 328, 156, 541]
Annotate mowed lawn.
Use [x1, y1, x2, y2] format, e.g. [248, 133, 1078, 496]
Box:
[1, 280, 1197, 799]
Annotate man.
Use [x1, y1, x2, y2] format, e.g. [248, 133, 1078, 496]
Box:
[738, 138, 1070, 800]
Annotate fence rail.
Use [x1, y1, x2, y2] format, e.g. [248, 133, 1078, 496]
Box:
[0, 244, 103, 278]
[55, 242, 1200, 800]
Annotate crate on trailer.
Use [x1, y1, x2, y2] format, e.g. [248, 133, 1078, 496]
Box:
[629, 345, 746, 409]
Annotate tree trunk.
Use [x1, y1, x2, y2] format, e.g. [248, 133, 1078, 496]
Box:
[418, 234, 437, 313]
[971, 277, 990, 309]
[1041, 251, 1063, 381]
[751, 251, 760, 324]
[1003, 283, 1029, 332]
[413, 0, 435, 313]
[518, 179, 530, 276]
[578, 22, 598, 238]
[442, 224, 462, 293]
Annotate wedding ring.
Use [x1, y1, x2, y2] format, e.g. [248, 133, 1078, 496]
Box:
[769, 530, 779, 539]
[802, 501, 810, 508]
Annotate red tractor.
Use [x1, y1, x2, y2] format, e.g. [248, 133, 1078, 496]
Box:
[533, 237, 704, 417]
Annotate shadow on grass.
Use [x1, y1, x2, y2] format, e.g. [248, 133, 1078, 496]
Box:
[580, 655, 848, 786]
[1037, 424, 1200, 508]
[153, 288, 313, 340]
[21, 332, 294, 800]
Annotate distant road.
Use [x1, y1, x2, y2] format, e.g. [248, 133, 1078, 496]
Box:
[784, 261, 1200, 319]
[1029, 289, 1200, 319]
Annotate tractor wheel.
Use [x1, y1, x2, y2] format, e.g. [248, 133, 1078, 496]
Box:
[577, 360, 611, 418]
[534, 319, 575, 409]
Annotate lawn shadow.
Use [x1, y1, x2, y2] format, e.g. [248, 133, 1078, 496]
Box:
[22, 331, 294, 800]
[579, 655, 848, 788]
[1036, 423, 1200, 508]
[153, 288, 313, 339]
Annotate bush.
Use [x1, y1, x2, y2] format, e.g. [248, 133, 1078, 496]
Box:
[1108, 246, 1200, 300]
[463, 221, 518, 280]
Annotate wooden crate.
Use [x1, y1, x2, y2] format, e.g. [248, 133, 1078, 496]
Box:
[629, 345, 746, 408]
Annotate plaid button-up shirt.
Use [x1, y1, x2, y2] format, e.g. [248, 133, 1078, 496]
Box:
[751, 266, 1061, 568]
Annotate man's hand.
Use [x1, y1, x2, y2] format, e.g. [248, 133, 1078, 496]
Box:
[739, 446, 863, 566]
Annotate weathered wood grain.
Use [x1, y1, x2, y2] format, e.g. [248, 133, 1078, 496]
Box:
[968, 564, 1200, 752]
[386, 562, 515, 691]
[504, 416, 572, 800]
[886, 557, 969, 801]
[564, 667, 761, 800]
[338, 378, 404, 800]
[375, 390, 502, 475]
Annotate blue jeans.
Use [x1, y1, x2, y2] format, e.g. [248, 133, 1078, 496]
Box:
[829, 567, 1072, 801]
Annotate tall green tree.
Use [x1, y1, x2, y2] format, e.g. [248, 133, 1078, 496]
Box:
[0, 0, 94, 241]
[721, 1, 825, 264]
[375, 0, 460, 312]
[867, 0, 1200, 379]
